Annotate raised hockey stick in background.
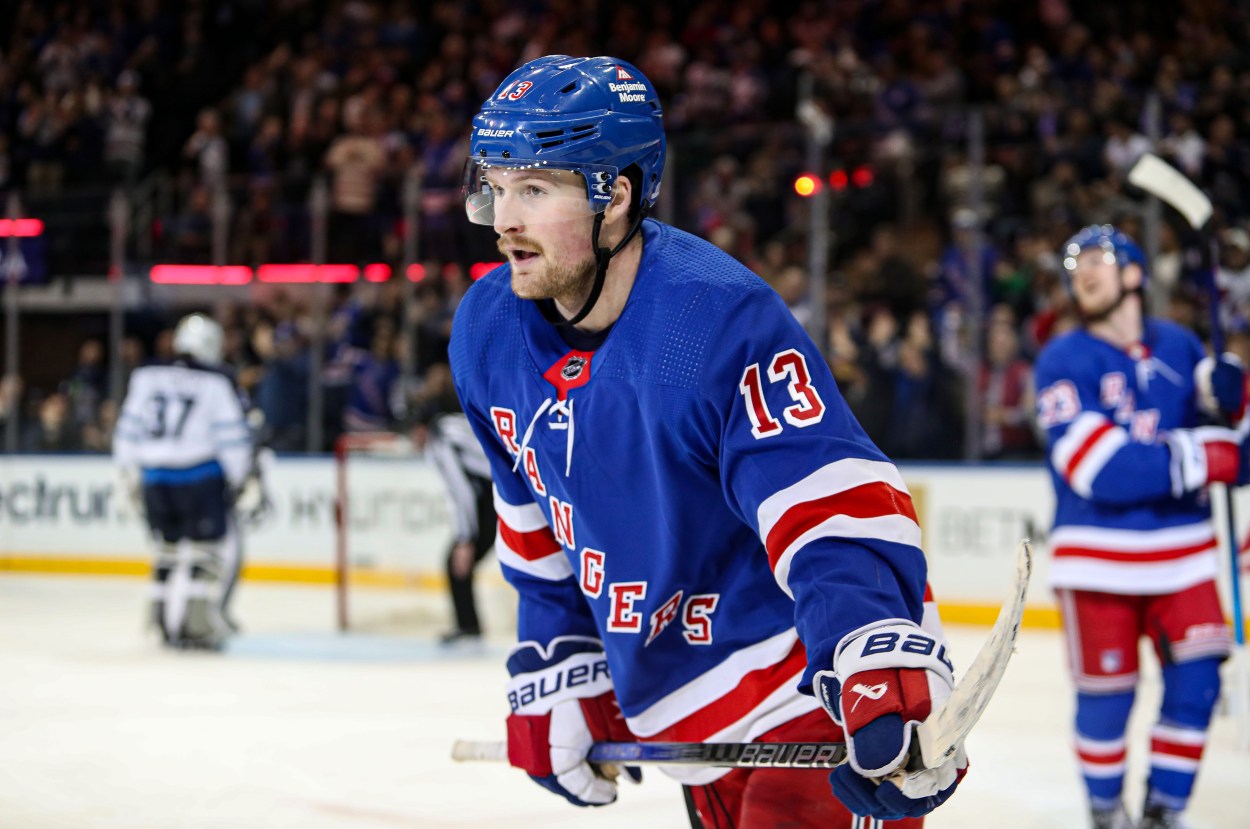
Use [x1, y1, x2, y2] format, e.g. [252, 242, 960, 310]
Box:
[452, 539, 1033, 770]
[1128, 152, 1250, 750]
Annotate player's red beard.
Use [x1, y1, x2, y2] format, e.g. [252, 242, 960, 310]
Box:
[1077, 280, 1133, 324]
[498, 235, 595, 302]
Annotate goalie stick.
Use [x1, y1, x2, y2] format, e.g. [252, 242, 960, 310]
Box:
[1128, 152, 1250, 751]
[452, 539, 1033, 770]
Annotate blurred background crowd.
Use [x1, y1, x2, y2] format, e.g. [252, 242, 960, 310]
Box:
[3, 0, 1250, 459]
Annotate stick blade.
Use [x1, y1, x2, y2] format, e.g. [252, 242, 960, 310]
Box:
[916, 539, 1033, 768]
[1127, 153, 1213, 230]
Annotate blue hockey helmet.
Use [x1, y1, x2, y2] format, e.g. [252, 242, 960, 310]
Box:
[463, 55, 666, 226]
[1060, 224, 1149, 290]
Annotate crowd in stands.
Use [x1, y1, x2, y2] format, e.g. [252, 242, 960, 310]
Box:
[4, 0, 1250, 458]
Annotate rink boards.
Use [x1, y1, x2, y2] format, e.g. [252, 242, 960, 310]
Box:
[2, 455, 1247, 628]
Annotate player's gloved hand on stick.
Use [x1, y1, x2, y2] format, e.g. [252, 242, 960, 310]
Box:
[1165, 426, 1244, 494]
[1195, 353, 1249, 425]
[814, 620, 967, 820]
[505, 637, 639, 807]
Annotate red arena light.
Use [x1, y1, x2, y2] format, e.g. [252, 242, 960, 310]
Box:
[851, 165, 875, 188]
[147, 262, 505, 284]
[256, 264, 360, 283]
[828, 170, 849, 191]
[149, 265, 253, 285]
[362, 263, 391, 282]
[0, 218, 45, 237]
[793, 174, 821, 197]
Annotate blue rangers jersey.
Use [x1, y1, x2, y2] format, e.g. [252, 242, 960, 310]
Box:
[449, 219, 935, 782]
[1034, 320, 1221, 595]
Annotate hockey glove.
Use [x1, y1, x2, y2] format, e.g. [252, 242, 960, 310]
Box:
[814, 620, 967, 820]
[505, 637, 638, 807]
[1195, 353, 1249, 425]
[1165, 426, 1244, 495]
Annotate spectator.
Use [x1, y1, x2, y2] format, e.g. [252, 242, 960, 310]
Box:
[102, 70, 151, 189]
[183, 107, 227, 191]
[21, 392, 82, 452]
[344, 321, 401, 433]
[1216, 227, 1250, 332]
[324, 106, 386, 264]
[1102, 116, 1152, 175]
[62, 338, 106, 429]
[886, 310, 964, 459]
[168, 184, 213, 262]
[978, 308, 1038, 460]
[254, 321, 309, 452]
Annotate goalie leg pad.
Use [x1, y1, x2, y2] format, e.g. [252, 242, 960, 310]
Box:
[179, 541, 229, 648]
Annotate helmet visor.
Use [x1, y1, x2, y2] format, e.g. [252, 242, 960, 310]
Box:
[462, 158, 619, 226]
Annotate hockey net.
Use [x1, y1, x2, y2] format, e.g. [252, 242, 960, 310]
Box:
[332, 431, 515, 636]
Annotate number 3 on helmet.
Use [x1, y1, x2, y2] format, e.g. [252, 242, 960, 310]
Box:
[462, 56, 666, 226]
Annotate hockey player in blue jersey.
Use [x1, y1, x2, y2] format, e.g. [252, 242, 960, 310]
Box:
[448, 55, 967, 828]
[1034, 225, 1247, 829]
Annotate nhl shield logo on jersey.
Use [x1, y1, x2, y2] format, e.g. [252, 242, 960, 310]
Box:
[542, 350, 595, 401]
[562, 356, 587, 381]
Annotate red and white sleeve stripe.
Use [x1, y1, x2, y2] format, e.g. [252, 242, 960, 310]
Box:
[492, 487, 572, 581]
[1050, 412, 1129, 497]
[755, 458, 922, 597]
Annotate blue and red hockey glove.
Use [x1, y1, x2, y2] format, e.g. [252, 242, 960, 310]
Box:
[1196, 353, 1249, 426]
[814, 620, 968, 820]
[1164, 426, 1245, 493]
[505, 636, 639, 807]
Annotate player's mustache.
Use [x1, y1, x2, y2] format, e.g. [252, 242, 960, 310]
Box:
[497, 236, 543, 257]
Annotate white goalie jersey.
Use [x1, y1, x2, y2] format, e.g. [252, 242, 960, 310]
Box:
[113, 362, 252, 487]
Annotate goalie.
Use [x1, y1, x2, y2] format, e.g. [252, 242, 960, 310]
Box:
[114, 314, 254, 650]
[448, 56, 966, 827]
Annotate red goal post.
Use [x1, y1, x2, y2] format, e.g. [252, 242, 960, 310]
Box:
[333, 431, 417, 631]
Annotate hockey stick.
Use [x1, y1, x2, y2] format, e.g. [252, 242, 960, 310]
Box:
[451, 739, 848, 768]
[452, 539, 1033, 770]
[1128, 152, 1250, 750]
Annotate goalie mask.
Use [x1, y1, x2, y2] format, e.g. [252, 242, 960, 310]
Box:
[173, 313, 225, 366]
[463, 55, 665, 326]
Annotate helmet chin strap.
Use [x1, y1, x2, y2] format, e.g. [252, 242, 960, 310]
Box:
[537, 206, 649, 328]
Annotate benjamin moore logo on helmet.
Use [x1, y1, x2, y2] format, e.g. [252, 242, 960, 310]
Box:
[477, 128, 515, 138]
[615, 65, 633, 80]
[609, 79, 648, 103]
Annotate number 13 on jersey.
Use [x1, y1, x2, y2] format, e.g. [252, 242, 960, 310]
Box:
[738, 349, 827, 439]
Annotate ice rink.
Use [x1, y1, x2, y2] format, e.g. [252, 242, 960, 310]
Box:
[2, 573, 1247, 829]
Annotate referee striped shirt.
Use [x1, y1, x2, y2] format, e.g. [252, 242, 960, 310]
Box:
[426, 413, 492, 543]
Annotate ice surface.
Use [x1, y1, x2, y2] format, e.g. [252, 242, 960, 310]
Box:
[1, 574, 1245, 828]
